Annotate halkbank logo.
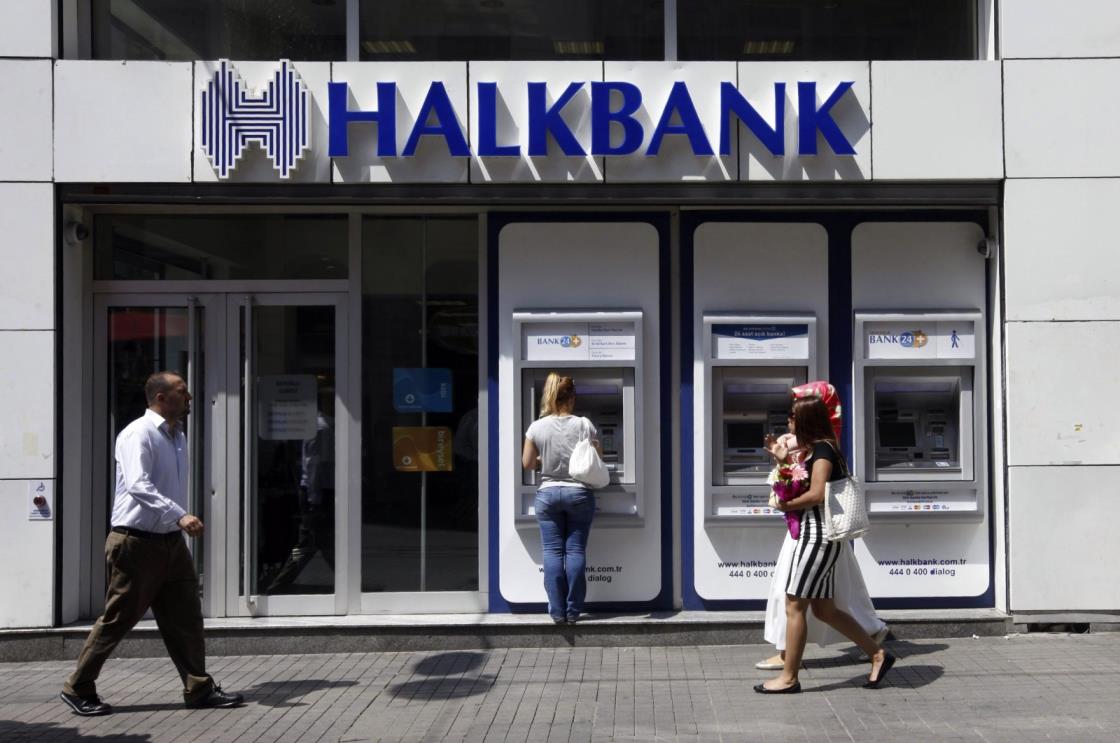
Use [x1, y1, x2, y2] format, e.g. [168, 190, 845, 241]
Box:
[200, 59, 311, 178]
[201, 60, 858, 177]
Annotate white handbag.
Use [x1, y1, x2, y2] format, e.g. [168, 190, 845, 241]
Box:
[568, 417, 610, 489]
[823, 443, 871, 542]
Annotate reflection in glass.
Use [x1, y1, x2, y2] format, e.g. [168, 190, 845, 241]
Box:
[678, 0, 978, 61]
[94, 215, 348, 281]
[359, 0, 663, 60]
[107, 307, 203, 576]
[242, 305, 337, 596]
[92, 0, 345, 60]
[362, 218, 479, 592]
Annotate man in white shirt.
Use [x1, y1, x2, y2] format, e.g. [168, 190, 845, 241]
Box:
[61, 372, 242, 716]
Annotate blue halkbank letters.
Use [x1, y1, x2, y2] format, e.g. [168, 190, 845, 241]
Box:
[327, 80, 856, 158]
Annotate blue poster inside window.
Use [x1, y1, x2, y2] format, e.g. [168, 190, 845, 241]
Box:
[393, 368, 453, 412]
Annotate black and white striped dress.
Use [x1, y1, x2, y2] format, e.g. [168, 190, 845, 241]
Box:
[785, 442, 844, 599]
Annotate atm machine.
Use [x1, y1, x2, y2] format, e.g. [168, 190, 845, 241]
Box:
[854, 311, 986, 517]
[701, 314, 817, 521]
[513, 310, 642, 520]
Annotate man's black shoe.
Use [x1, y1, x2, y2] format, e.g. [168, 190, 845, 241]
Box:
[185, 685, 244, 709]
[60, 691, 112, 716]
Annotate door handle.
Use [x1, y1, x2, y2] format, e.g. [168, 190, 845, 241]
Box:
[243, 296, 258, 606]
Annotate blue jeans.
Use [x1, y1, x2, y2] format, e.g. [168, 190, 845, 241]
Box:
[535, 486, 596, 621]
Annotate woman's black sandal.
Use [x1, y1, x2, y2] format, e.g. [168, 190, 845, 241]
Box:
[863, 652, 896, 689]
[753, 681, 802, 694]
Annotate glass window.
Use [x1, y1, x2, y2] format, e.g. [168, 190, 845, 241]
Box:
[359, 0, 663, 60]
[91, 0, 345, 60]
[93, 214, 348, 281]
[362, 217, 479, 593]
[678, 0, 978, 61]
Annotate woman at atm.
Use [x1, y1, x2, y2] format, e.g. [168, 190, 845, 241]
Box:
[522, 372, 602, 625]
[755, 395, 896, 694]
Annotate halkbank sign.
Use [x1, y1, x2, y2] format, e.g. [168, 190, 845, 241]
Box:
[199, 59, 863, 179]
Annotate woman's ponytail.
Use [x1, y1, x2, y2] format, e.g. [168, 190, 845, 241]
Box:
[539, 372, 576, 417]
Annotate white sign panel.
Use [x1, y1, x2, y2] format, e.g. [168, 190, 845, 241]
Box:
[935, 321, 976, 359]
[523, 322, 591, 361]
[713, 323, 810, 360]
[28, 480, 53, 520]
[258, 374, 318, 440]
[713, 491, 784, 517]
[865, 321, 975, 360]
[869, 488, 979, 514]
[588, 322, 636, 361]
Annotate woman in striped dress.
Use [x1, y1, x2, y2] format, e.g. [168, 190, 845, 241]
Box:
[755, 395, 896, 694]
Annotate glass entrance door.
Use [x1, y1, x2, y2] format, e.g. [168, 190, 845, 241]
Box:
[226, 294, 349, 616]
[94, 292, 348, 618]
[91, 294, 222, 617]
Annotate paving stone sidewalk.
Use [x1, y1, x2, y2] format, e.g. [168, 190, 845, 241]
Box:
[0, 633, 1117, 742]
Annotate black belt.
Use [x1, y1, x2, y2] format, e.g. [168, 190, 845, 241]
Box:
[111, 526, 182, 540]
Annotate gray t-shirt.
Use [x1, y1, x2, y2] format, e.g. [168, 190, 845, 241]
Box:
[525, 414, 598, 488]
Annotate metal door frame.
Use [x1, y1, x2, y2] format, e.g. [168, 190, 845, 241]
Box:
[224, 292, 351, 617]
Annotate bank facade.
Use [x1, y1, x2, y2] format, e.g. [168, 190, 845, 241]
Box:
[1, 1, 1114, 628]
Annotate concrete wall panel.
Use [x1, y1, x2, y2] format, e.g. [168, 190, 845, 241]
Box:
[0, 60, 52, 181]
[0, 331, 54, 479]
[870, 61, 1002, 180]
[0, 0, 55, 58]
[1005, 179, 1120, 321]
[0, 480, 54, 628]
[0, 183, 53, 330]
[1002, 0, 1120, 59]
[1005, 59, 1120, 178]
[1008, 466, 1120, 611]
[1006, 321, 1120, 466]
[54, 61, 193, 182]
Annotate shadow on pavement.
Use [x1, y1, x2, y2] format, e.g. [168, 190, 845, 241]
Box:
[804, 663, 944, 692]
[389, 651, 496, 701]
[248, 679, 359, 708]
[413, 650, 488, 675]
[0, 720, 151, 741]
[389, 675, 496, 701]
[806, 640, 951, 668]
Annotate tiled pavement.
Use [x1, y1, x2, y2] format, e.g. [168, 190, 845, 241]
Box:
[1, 633, 1117, 741]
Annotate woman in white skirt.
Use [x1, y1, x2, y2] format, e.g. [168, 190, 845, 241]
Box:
[757, 381, 887, 670]
[755, 395, 895, 693]
[757, 533, 888, 669]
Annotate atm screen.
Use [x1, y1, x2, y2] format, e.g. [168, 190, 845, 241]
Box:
[879, 421, 917, 448]
[726, 422, 765, 449]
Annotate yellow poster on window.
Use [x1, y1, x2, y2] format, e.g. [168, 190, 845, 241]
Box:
[392, 426, 453, 472]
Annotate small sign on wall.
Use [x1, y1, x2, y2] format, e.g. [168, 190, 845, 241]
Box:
[29, 480, 53, 520]
[258, 374, 318, 440]
[392, 426, 454, 472]
[393, 368, 453, 412]
[712, 323, 810, 360]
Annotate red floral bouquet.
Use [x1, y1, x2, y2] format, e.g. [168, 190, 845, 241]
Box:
[767, 433, 809, 539]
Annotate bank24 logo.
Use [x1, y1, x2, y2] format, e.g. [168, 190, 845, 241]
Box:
[899, 330, 928, 349]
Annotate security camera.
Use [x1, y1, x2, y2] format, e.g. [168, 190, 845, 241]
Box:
[976, 238, 994, 259]
[64, 221, 89, 245]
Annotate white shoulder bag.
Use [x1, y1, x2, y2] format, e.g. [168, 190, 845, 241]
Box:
[823, 442, 871, 542]
[568, 417, 610, 489]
